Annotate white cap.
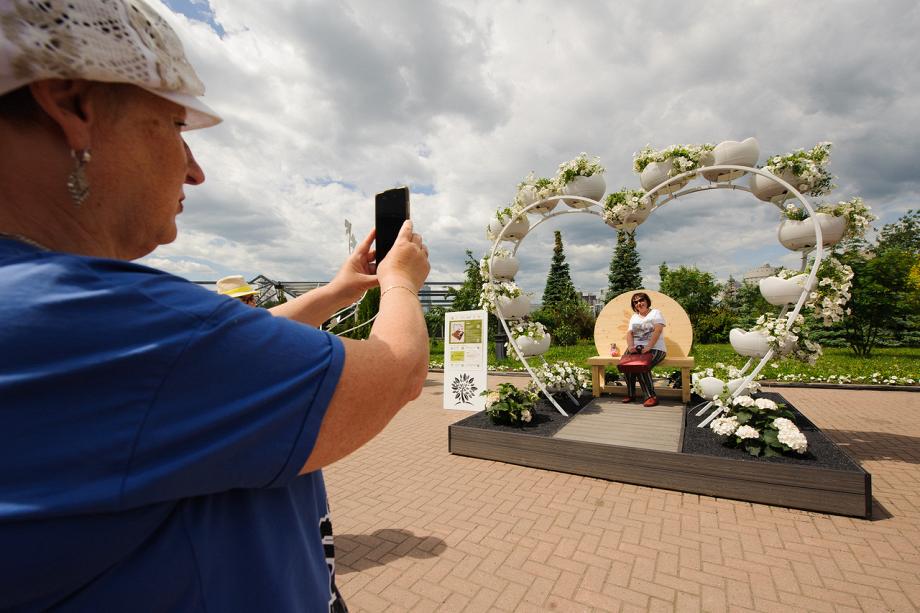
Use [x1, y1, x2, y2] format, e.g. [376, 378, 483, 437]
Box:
[0, 0, 221, 129]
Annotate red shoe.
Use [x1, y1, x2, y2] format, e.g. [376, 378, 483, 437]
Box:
[621, 397, 634, 404]
[643, 397, 659, 407]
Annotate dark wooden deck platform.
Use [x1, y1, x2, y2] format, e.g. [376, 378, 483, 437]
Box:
[449, 397, 872, 518]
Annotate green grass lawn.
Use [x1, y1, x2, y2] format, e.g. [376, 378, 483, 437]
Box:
[430, 339, 920, 385]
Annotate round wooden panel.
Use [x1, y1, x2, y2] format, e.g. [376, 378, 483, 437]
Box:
[594, 290, 693, 357]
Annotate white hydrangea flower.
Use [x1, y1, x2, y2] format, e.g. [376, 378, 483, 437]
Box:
[733, 395, 755, 408]
[735, 425, 760, 440]
[710, 416, 739, 436]
[777, 425, 808, 453]
[753, 398, 778, 411]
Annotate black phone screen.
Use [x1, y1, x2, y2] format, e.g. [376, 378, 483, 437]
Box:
[375, 186, 410, 265]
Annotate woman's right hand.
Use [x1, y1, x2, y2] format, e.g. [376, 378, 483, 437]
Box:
[377, 220, 430, 291]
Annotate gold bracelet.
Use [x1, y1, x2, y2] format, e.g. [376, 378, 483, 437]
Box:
[380, 284, 418, 300]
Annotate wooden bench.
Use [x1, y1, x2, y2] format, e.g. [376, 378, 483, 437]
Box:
[587, 290, 695, 403]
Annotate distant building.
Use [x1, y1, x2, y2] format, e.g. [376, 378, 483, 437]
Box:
[743, 263, 778, 285]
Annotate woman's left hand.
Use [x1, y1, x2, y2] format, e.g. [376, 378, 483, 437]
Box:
[640, 346, 651, 354]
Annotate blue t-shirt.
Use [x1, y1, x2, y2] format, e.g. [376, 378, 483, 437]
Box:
[0, 240, 347, 612]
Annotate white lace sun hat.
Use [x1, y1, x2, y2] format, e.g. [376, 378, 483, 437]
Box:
[0, 0, 221, 129]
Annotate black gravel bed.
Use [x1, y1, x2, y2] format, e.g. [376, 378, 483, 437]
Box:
[681, 392, 862, 471]
[451, 393, 594, 438]
[454, 392, 863, 473]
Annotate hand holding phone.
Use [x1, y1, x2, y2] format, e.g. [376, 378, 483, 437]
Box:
[375, 187, 410, 265]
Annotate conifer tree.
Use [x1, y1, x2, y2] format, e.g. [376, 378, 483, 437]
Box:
[604, 230, 642, 302]
[542, 231, 579, 307]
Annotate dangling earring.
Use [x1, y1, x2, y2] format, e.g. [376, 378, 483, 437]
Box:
[67, 149, 92, 207]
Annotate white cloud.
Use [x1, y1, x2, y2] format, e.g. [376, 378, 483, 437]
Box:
[152, 0, 919, 297]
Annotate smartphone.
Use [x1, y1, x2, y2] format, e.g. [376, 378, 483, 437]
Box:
[375, 186, 410, 265]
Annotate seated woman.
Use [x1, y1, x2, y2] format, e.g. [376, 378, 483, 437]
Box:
[622, 292, 667, 407]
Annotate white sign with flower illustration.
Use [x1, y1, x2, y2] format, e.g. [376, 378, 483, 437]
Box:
[443, 309, 489, 411]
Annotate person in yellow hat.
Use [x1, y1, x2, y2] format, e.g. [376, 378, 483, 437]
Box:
[217, 275, 260, 306]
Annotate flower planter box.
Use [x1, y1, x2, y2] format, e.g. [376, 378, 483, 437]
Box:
[488, 215, 529, 241]
[777, 214, 847, 251]
[729, 328, 771, 358]
[488, 255, 518, 281]
[701, 137, 760, 182]
[512, 333, 551, 357]
[759, 273, 814, 306]
[640, 160, 691, 194]
[448, 393, 871, 518]
[562, 174, 606, 208]
[496, 294, 531, 319]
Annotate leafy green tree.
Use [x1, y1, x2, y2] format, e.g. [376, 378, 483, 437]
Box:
[542, 230, 579, 307]
[876, 209, 920, 255]
[658, 263, 721, 343]
[605, 230, 642, 302]
[424, 306, 446, 339]
[838, 247, 917, 356]
[446, 250, 484, 312]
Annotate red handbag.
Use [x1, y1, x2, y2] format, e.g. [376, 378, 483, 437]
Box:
[617, 351, 654, 374]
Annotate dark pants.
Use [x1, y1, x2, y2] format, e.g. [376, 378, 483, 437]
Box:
[625, 349, 666, 399]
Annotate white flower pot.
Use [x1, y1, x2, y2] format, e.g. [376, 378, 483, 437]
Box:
[562, 174, 605, 208]
[702, 137, 759, 182]
[488, 255, 519, 281]
[749, 168, 803, 202]
[777, 213, 847, 251]
[488, 214, 529, 241]
[640, 160, 691, 194]
[514, 333, 551, 357]
[529, 197, 559, 214]
[727, 377, 755, 396]
[497, 294, 531, 319]
[758, 274, 813, 306]
[697, 376, 726, 400]
[607, 205, 652, 232]
[729, 328, 771, 358]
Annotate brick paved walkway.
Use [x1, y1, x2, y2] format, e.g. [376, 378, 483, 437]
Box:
[325, 373, 920, 612]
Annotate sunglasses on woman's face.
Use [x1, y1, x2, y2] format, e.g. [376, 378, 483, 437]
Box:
[632, 299, 647, 305]
[240, 294, 257, 305]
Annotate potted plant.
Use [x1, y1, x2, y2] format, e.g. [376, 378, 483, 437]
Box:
[480, 247, 518, 281]
[634, 143, 714, 194]
[479, 281, 529, 317]
[508, 321, 551, 357]
[701, 137, 760, 182]
[481, 383, 540, 426]
[818, 196, 875, 241]
[749, 312, 822, 365]
[556, 153, 606, 208]
[486, 203, 529, 242]
[691, 363, 761, 403]
[749, 142, 834, 202]
[777, 202, 847, 251]
[708, 395, 808, 457]
[602, 188, 652, 231]
[534, 361, 591, 396]
[758, 268, 817, 306]
[516, 172, 561, 214]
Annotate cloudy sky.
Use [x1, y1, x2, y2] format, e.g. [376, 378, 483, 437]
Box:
[143, 0, 919, 298]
